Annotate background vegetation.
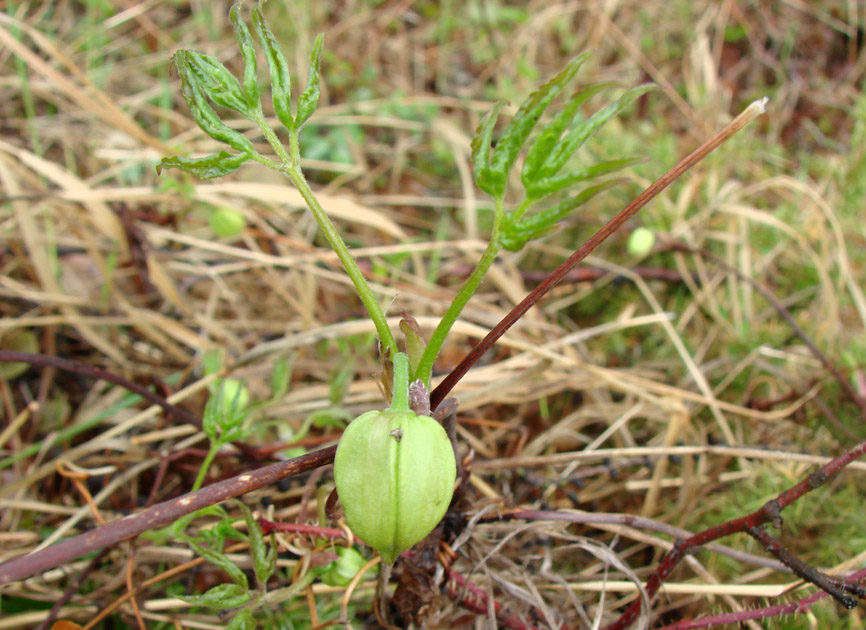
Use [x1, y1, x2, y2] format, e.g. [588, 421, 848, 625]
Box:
[1, 1, 865, 628]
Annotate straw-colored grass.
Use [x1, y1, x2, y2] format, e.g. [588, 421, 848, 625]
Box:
[1, 2, 864, 629]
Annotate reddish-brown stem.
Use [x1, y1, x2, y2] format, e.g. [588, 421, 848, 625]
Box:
[747, 526, 864, 606]
[0, 446, 336, 585]
[258, 519, 346, 540]
[446, 569, 543, 630]
[431, 99, 767, 411]
[657, 566, 866, 629]
[604, 436, 866, 629]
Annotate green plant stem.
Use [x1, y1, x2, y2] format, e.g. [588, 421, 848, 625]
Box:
[284, 163, 397, 356]
[389, 353, 409, 411]
[251, 115, 398, 357]
[193, 442, 222, 492]
[414, 197, 505, 387]
[263, 569, 317, 606]
[253, 109, 291, 164]
[509, 196, 533, 223]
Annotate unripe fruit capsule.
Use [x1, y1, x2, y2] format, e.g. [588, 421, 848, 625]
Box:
[334, 407, 456, 564]
[209, 207, 246, 238]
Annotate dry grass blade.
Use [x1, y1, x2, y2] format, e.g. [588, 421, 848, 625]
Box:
[1, 2, 864, 629]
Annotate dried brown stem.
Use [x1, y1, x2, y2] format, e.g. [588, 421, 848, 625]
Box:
[657, 566, 866, 629]
[431, 99, 768, 411]
[0, 446, 336, 585]
[604, 436, 866, 629]
[0, 351, 266, 462]
[486, 509, 786, 573]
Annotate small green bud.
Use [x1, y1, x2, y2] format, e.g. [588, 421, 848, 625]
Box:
[216, 378, 250, 411]
[334, 408, 456, 564]
[209, 207, 246, 238]
[627, 226, 655, 257]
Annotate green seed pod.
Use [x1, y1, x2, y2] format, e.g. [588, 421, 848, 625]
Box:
[216, 378, 250, 411]
[209, 206, 246, 238]
[627, 226, 655, 257]
[334, 354, 456, 564]
[334, 408, 456, 564]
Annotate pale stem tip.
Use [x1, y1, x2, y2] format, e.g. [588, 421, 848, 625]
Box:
[746, 97, 769, 117]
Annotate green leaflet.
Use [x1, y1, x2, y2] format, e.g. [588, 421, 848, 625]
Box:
[157, 152, 251, 179]
[230, 3, 260, 108]
[471, 100, 506, 197]
[175, 583, 251, 609]
[498, 179, 625, 252]
[486, 53, 590, 198]
[226, 610, 256, 630]
[174, 52, 255, 154]
[526, 157, 642, 200]
[521, 82, 609, 193]
[183, 50, 252, 116]
[235, 500, 276, 589]
[252, 5, 294, 130]
[535, 83, 656, 183]
[181, 535, 249, 590]
[296, 34, 324, 128]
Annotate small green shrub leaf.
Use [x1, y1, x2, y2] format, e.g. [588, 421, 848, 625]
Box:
[487, 53, 590, 198]
[175, 583, 250, 609]
[296, 34, 324, 128]
[157, 152, 251, 179]
[252, 5, 294, 130]
[230, 4, 260, 108]
[471, 100, 506, 197]
[537, 83, 655, 182]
